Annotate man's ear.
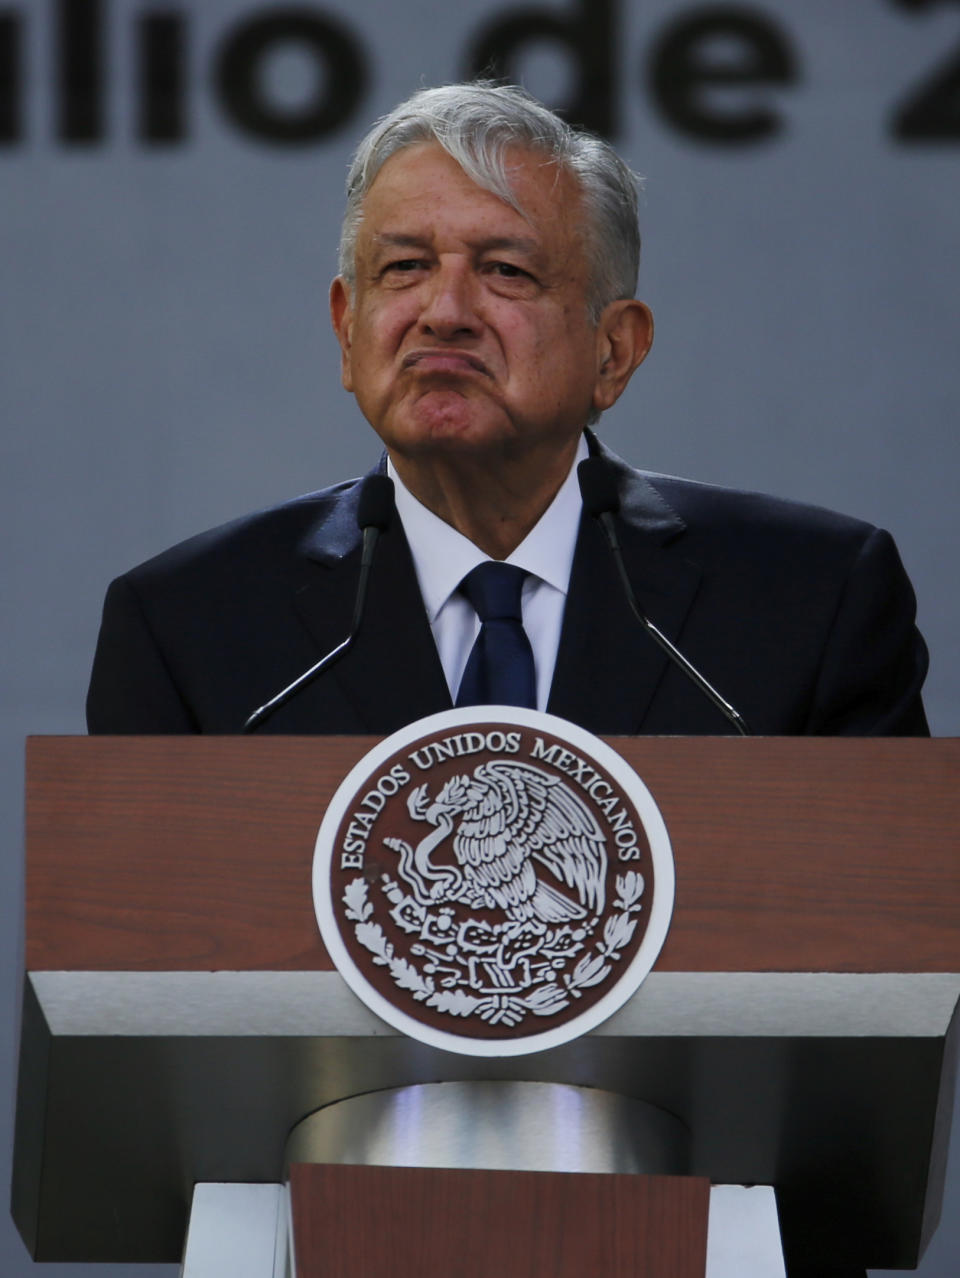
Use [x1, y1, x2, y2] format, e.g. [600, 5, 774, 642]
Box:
[330, 277, 354, 393]
[592, 300, 654, 415]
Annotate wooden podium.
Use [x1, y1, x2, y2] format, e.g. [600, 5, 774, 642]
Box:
[11, 735, 960, 1274]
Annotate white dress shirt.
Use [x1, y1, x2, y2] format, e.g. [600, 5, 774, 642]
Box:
[387, 438, 588, 712]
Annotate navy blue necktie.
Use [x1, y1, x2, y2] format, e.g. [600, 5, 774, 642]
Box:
[455, 562, 537, 709]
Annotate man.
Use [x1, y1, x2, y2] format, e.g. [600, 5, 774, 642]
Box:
[87, 83, 928, 737]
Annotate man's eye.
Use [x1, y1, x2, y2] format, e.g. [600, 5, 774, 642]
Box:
[489, 262, 527, 278]
[384, 259, 425, 275]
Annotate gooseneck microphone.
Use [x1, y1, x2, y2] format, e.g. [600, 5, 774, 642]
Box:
[577, 457, 751, 737]
[242, 473, 395, 733]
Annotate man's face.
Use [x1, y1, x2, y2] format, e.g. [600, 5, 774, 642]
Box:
[331, 142, 634, 467]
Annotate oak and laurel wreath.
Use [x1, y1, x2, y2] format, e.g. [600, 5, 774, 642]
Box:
[341, 870, 646, 1028]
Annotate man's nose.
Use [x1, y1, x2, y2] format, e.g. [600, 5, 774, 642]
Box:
[419, 261, 481, 339]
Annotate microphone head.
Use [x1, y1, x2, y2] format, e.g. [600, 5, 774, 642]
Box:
[577, 457, 621, 518]
[357, 473, 395, 533]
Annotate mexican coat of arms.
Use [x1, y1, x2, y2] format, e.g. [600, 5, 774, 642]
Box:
[314, 709, 674, 1056]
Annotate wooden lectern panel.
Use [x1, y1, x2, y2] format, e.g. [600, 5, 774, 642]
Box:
[289, 1164, 710, 1278]
[25, 735, 960, 973]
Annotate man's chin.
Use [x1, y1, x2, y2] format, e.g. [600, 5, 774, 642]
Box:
[381, 402, 515, 455]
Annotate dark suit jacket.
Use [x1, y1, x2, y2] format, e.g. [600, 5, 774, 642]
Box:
[86, 441, 929, 737]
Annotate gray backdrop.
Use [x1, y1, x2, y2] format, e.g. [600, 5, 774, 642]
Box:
[2, 0, 957, 1273]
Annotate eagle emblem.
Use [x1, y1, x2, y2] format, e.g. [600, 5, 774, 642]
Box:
[315, 709, 674, 1055]
[385, 760, 608, 924]
[339, 758, 647, 1033]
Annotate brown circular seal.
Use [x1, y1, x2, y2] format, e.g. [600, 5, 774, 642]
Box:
[314, 708, 674, 1057]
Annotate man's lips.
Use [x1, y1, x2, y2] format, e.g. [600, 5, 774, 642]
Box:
[402, 350, 491, 377]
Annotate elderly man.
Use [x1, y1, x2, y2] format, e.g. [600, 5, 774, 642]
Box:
[87, 83, 927, 736]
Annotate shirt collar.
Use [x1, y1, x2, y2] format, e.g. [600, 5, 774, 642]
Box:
[388, 436, 588, 623]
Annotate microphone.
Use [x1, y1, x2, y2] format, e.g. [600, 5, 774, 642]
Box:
[577, 457, 751, 736]
[242, 473, 395, 733]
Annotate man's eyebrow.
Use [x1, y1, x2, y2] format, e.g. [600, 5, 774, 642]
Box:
[370, 233, 542, 257]
[473, 235, 541, 257]
[371, 233, 430, 251]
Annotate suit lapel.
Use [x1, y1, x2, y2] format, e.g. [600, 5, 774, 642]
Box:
[293, 476, 452, 732]
[548, 448, 702, 734]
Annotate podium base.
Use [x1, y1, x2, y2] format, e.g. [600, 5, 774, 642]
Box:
[180, 1180, 786, 1278]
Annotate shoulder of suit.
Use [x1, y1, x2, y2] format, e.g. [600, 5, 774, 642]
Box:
[118, 476, 364, 587]
[592, 434, 879, 547]
[632, 467, 880, 544]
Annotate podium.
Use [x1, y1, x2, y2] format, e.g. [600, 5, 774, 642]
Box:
[11, 734, 960, 1273]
